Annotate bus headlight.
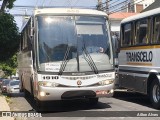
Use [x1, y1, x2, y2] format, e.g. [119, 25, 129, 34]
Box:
[40, 91, 46, 96]
[38, 81, 52, 87]
[99, 80, 114, 85]
[52, 82, 59, 87]
[38, 81, 59, 87]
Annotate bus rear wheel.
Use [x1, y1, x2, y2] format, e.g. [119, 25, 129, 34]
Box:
[149, 80, 160, 109]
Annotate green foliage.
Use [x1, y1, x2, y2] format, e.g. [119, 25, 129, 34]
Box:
[5, 0, 16, 9]
[0, 0, 16, 11]
[0, 54, 17, 77]
[0, 0, 19, 77]
[0, 13, 20, 61]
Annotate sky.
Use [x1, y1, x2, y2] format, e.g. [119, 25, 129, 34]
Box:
[7, 0, 104, 29]
[1, 0, 125, 30]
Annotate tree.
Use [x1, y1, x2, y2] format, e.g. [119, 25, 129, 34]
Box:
[0, 0, 19, 61]
[0, 0, 19, 77]
[0, 54, 17, 77]
[0, 13, 20, 61]
[0, 0, 16, 13]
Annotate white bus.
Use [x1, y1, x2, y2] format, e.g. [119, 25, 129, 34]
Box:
[18, 8, 115, 109]
[118, 7, 160, 109]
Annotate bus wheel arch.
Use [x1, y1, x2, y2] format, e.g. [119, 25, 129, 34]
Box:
[147, 73, 159, 95]
[148, 73, 160, 109]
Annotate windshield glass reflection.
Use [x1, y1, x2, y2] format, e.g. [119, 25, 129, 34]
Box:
[37, 16, 113, 72]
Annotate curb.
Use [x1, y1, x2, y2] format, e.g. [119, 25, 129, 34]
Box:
[0, 95, 14, 120]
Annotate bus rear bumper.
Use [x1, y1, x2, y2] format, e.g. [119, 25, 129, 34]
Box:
[37, 84, 114, 101]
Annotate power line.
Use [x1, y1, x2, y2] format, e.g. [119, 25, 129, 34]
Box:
[109, 0, 144, 14]
[109, 0, 126, 8]
[8, 5, 97, 17]
[98, 0, 128, 11]
[109, 0, 142, 13]
[10, 14, 31, 17]
[109, 0, 128, 9]
[67, 0, 72, 7]
[35, 0, 39, 8]
[99, 0, 112, 5]
[109, 0, 121, 5]
[101, 0, 142, 13]
[73, 0, 79, 6]
[101, 0, 128, 10]
[98, 0, 124, 7]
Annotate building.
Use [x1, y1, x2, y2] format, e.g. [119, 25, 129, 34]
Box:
[109, 12, 138, 35]
[108, 0, 155, 37]
[128, 0, 155, 13]
[142, 0, 160, 12]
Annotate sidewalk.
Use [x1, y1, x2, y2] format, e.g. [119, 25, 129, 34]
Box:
[0, 95, 14, 120]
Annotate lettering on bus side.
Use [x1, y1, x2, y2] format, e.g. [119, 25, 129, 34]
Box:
[126, 51, 153, 62]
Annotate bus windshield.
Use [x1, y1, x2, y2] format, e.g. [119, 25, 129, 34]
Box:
[37, 15, 113, 73]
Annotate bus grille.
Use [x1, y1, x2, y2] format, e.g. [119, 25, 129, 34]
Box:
[57, 83, 100, 87]
[61, 75, 96, 80]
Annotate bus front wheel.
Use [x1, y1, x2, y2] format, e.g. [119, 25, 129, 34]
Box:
[149, 80, 160, 109]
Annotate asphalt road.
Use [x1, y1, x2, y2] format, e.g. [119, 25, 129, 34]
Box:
[3, 90, 159, 120]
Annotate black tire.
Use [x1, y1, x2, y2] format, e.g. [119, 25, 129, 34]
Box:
[19, 78, 24, 92]
[30, 79, 34, 96]
[149, 80, 160, 109]
[19, 83, 24, 92]
[24, 89, 30, 98]
[89, 98, 99, 105]
[35, 99, 44, 112]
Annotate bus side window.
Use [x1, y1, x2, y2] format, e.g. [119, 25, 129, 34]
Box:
[122, 23, 132, 47]
[21, 19, 32, 52]
[136, 19, 148, 45]
[153, 16, 160, 43]
[135, 21, 139, 45]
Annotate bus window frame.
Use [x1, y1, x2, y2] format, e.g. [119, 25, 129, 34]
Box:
[135, 18, 149, 45]
[20, 19, 33, 52]
[152, 15, 160, 44]
[121, 22, 133, 47]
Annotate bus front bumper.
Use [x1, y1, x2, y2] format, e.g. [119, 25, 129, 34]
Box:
[37, 84, 114, 101]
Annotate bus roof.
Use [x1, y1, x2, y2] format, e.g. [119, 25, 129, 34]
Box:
[34, 8, 108, 17]
[121, 7, 160, 24]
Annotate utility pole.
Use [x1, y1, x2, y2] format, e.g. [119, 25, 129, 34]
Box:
[106, 0, 109, 14]
[97, 0, 103, 11]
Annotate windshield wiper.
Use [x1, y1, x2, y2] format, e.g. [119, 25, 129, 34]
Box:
[58, 46, 70, 75]
[82, 45, 98, 74]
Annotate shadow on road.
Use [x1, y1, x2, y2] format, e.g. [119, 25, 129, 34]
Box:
[24, 95, 112, 113]
[113, 90, 153, 108]
[7, 92, 24, 97]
